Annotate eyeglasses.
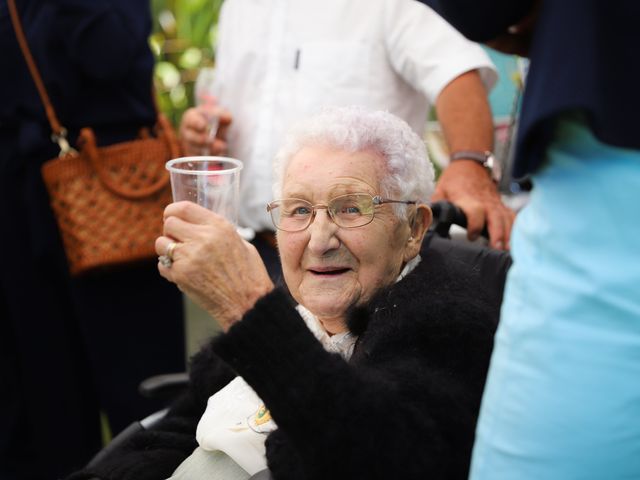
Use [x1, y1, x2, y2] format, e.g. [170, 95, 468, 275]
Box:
[266, 193, 417, 232]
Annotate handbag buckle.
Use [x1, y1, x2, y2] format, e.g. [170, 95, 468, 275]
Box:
[51, 128, 78, 157]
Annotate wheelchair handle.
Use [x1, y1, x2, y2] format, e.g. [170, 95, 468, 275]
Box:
[429, 201, 490, 239]
[138, 372, 190, 400]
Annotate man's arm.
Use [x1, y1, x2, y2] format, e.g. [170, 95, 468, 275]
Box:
[434, 70, 515, 250]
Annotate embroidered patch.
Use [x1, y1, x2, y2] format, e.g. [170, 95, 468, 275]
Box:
[247, 404, 276, 434]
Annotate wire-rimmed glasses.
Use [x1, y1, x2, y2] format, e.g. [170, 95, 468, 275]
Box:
[266, 193, 417, 232]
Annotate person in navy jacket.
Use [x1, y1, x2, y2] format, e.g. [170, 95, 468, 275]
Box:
[417, 1, 640, 479]
[0, 2, 184, 478]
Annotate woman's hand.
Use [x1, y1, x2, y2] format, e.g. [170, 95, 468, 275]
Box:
[156, 201, 274, 331]
[179, 106, 232, 156]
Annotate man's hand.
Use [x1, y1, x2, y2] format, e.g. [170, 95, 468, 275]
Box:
[179, 106, 232, 156]
[432, 160, 515, 250]
[434, 70, 515, 250]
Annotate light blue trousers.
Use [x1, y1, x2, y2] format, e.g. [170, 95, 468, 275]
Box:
[470, 116, 640, 479]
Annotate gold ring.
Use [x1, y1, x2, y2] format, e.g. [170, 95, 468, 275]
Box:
[165, 241, 178, 262]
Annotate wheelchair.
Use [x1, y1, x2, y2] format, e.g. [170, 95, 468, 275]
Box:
[85, 201, 512, 480]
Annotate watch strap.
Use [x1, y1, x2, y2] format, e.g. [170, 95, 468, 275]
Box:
[450, 150, 501, 182]
[450, 150, 492, 163]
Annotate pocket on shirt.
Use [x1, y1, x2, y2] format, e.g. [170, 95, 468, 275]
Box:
[295, 41, 380, 111]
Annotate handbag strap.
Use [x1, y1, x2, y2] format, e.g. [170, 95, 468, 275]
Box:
[7, 0, 76, 156]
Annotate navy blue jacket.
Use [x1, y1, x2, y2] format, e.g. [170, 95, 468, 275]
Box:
[1, 0, 156, 162]
[419, 0, 640, 178]
[0, 0, 157, 253]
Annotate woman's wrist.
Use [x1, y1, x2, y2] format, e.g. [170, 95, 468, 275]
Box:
[212, 282, 275, 332]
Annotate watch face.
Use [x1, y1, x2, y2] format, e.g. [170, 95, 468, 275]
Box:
[486, 154, 501, 183]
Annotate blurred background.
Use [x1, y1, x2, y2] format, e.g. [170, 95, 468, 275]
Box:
[151, 0, 224, 126]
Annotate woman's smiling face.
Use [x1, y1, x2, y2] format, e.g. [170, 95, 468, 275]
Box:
[277, 146, 415, 332]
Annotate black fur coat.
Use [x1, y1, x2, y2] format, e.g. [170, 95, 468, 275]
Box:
[69, 245, 498, 480]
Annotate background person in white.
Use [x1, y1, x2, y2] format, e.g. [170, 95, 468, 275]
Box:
[180, 0, 515, 271]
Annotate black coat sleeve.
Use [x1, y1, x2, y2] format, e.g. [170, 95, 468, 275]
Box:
[417, 0, 535, 42]
[213, 282, 495, 480]
[66, 344, 236, 480]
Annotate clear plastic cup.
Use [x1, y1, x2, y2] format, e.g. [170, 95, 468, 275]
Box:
[166, 157, 243, 224]
[194, 67, 219, 155]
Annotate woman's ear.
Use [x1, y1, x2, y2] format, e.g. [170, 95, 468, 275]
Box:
[404, 204, 432, 262]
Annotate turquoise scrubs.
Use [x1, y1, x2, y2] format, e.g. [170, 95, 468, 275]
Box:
[470, 115, 640, 479]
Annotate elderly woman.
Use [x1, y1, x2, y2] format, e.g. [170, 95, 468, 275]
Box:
[71, 106, 496, 480]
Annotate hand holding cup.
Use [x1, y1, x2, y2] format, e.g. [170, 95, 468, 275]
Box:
[156, 201, 273, 330]
[179, 106, 232, 156]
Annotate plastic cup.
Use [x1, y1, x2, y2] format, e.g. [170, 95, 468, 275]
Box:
[194, 67, 220, 155]
[166, 157, 243, 224]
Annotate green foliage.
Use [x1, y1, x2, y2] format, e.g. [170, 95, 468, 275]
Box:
[150, 0, 223, 125]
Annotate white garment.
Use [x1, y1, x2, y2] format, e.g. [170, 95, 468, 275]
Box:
[213, 0, 497, 231]
[196, 377, 275, 475]
[195, 254, 421, 474]
[295, 305, 358, 359]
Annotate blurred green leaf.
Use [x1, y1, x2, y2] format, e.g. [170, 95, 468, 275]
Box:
[158, 9, 177, 35]
[156, 61, 181, 89]
[179, 47, 203, 69]
[170, 84, 188, 109]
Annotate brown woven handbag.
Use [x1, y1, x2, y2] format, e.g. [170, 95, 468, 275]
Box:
[9, 0, 180, 275]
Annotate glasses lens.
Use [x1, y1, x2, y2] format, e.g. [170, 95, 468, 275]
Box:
[329, 194, 375, 228]
[270, 198, 313, 231]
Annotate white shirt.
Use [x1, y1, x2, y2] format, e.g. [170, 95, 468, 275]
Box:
[213, 0, 497, 231]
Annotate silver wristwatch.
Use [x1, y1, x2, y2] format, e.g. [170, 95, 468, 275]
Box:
[450, 150, 501, 183]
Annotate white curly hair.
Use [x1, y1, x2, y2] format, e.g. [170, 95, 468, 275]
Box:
[272, 106, 435, 218]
